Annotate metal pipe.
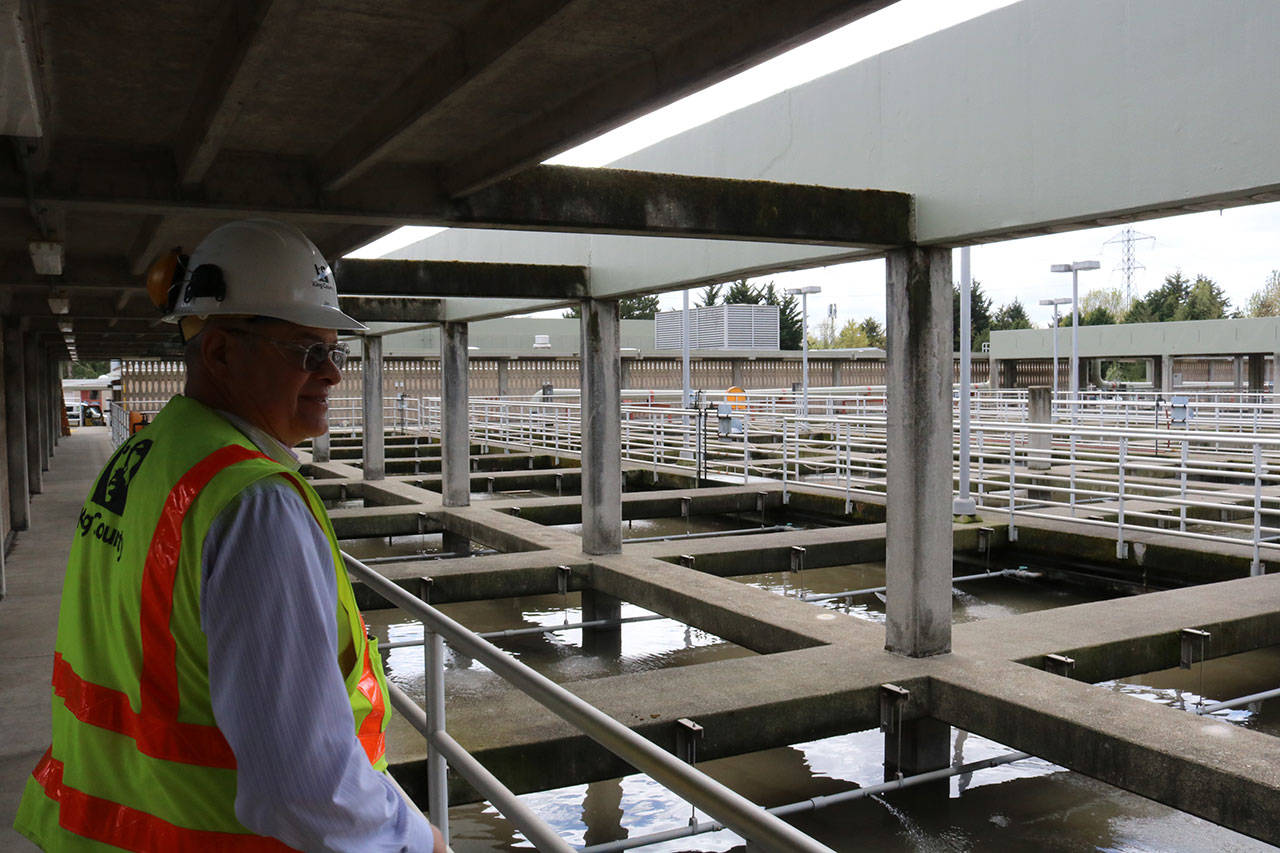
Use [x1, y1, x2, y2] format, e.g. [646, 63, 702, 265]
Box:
[582, 751, 1030, 853]
[425, 631, 449, 842]
[1195, 686, 1280, 715]
[386, 681, 572, 852]
[380, 614, 666, 649]
[625, 524, 793, 543]
[802, 569, 1026, 604]
[355, 549, 499, 566]
[344, 551, 836, 853]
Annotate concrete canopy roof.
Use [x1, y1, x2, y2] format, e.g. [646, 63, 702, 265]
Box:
[0, 0, 900, 359]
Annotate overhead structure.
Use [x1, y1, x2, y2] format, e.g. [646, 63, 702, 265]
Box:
[0, 0, 901, 356]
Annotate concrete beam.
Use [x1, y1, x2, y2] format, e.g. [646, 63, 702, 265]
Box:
[333, 258, 587, 300]
[337, 296, 442, 324]
[361, 334, 384, 481]
[450, 166, 912, 248]
[173, 0, 306, 186]
[9, 146, 909, 248]
[884, 246, 952, 657]
[579, 299, 621, 555]
[933, 658, 1280, 846]
[318, 0, 574, 190]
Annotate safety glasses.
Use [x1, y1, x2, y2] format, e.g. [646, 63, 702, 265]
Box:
[225, 328, 349, 372]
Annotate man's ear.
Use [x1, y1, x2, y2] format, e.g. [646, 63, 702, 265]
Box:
[200, 325, 235, 384]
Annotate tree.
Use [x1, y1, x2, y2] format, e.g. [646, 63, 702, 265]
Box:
[1247, 270, 1280, 317]
[1124, 271, 1191, 323]
[810, 318, 872, 349]
[757, 282, 803, 349]
[1080, 305, 1117, 326]
[858, 317, 885, 348]
[724, 279, 761, 305]
[991, 299, 1033, 331]
[696, 283, 723, 308]
[1080, 286, 1131, 319]
[1173, 275, 1231, 321]
[65, 360, 110, 379]
[952, 279, 992, 351]
[561, 294, 660, 319]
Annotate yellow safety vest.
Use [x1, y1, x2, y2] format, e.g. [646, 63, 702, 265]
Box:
[15, 395, 390, 851]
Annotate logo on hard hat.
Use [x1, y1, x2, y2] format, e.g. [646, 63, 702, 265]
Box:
[313, 263, 334, 291]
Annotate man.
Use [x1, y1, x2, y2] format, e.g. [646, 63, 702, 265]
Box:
[15, 220, 444, 851]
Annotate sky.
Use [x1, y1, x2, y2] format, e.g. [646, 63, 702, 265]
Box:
[347, 0, 1280, 331]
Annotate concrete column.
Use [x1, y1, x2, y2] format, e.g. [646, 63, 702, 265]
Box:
[1249, 354, 1266, 392]
[996, 359, 1016, 389]
[496, 358, 509, 397]
[884, 717, 951, 797]
[441, 322, 471, 556]
[361, 335, 385, 481]
[1160, 354, 1173, 393]
[831, 359, 843, 387]
[1273, 353, 1280, 400]
[0, 329, 7, 595]
[311, 427, 330, 463]
[4, 319, 29, 530]
[1027, 386, 1052, 470]
[24, 333, 44, 492]
[730, 358, 744, 388]
[619, 357, 632, 390]
[1233, 355, 1244, 392]
[884, 246, 952, 657]
[581, 588, 622, 656]
[580, 299, 622, 555]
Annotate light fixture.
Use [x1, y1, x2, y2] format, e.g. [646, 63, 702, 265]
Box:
[29, 241, 64, 276]
[783, 286, 821, 418]
[47, 290, 70, 314]
[1049, 260, 1101, 419]
[58, 320, 74, 334]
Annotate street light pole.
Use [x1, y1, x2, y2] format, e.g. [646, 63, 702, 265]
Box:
[1050, 261, 1100, 420]
[785, 285, 821, 418]
[1038, 297, 1071, 402]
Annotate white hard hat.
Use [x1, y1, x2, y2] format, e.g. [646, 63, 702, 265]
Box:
[164, 219, 365, 331]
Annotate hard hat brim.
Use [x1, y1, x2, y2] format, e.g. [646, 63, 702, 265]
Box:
[163, 301, 367, 331]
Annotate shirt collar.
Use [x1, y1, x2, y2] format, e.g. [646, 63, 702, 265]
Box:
[216, 409, 301, 471]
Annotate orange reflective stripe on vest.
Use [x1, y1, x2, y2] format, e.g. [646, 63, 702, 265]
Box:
[356, 636, 387, 764]
[31, 748, 294, 852]
[52, 652, 235, 768]
[140, 444, 266, 723]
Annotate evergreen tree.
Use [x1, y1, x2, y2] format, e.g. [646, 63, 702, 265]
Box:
[561, 294, 661, 319]
[991, 299, 1033, 331]
[858, 317, 885, 348]
[724, 279, 761, 304]
[952, 279, 992, 351]
[1124, 271, 1191, 323]
[1173, 275, 1231, 321]
[696, 283, 723, 308]
[1080, 305, 1117, 326]
[756, 283, 803, 349]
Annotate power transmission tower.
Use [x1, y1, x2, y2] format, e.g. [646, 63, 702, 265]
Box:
[1103, 226, 1155, 305]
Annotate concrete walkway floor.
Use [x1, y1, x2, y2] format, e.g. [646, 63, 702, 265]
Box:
[1, 426, 113, 852]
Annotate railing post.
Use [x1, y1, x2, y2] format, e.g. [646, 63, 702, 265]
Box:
[1179, 439, 1188, 532]
[1007, 430, 1018, 542]
[1116, 436, 1128, 559]
[1253, 441, 1263, 576]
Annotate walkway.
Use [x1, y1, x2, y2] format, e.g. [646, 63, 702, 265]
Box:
[0, 426, 113, 851]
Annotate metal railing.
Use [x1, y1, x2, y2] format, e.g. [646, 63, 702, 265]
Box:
[419, 390, 1280, 570]
[342, 550, 835, 853]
